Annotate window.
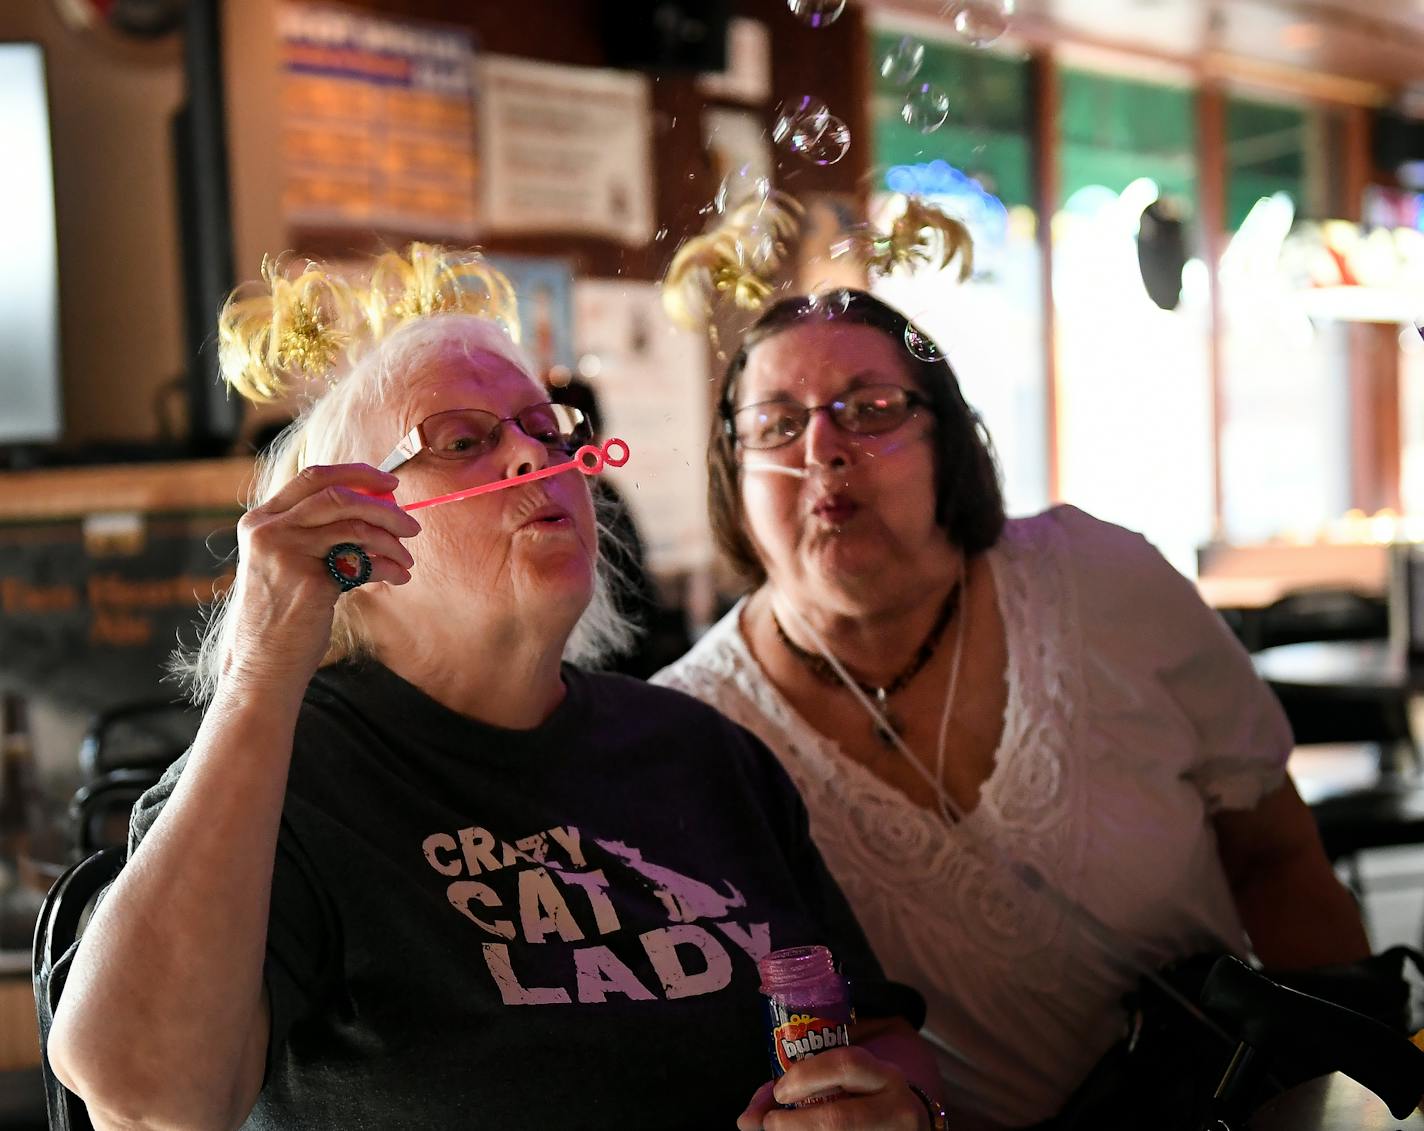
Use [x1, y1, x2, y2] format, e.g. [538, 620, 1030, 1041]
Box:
[868, 28, 1047, 516]
[1052, 66, 1211, 573]
[1218, 95, 1351, 543]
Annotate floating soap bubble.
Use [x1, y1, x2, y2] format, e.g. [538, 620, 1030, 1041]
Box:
[773, 94, 832, 157]
[800, 115, 851, 165]
[772, 95, 848, 164]
[715, 163, 771, 214]
[879, 36, 925, 84]
[739, 216, 781, 271]
[787, 0, 846, 28]
[901, 84, 950, 133]
[945, 0, 1012, 48]
[829, 223, 877, 264]
[806, 290, 853, 318]
[904, 324, 943, 363]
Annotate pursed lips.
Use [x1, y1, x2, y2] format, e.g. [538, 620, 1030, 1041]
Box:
[505, 486, 574, 531]
[516, 501, 572, 530]
[808, 490, 859, 524]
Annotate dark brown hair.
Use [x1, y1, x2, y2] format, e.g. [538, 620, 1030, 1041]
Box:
[708, 289, 1007, 585]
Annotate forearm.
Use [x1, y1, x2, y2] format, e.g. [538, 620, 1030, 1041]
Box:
[1233, 853, 1371, 970]
[49, 683, 303, 1129]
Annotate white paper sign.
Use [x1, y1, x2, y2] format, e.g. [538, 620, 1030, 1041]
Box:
[479, 56, 654, 245]
[573, 281, 713, 574]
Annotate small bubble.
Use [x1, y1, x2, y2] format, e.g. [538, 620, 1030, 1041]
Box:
[787, 0, 846, 27]
[944, 0, 1012, 48]
[879, 36, 925, 84]
[772, 94, 831, 157]
[739, 217, 780, 270]
[653, 227, 669, 242]
[805, 290, 852, 318]
[904, 324, 943, 362]
[901, 84, 950, 133]
[800, 115, 851, 165]
[715, 163, 771, 213]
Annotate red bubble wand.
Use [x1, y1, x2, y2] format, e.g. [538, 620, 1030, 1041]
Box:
[401, 437, 630, 512]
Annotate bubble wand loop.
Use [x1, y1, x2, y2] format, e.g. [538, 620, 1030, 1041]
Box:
[402, 437, 630, 513]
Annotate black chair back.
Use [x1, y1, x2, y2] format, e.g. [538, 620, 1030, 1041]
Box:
[78, 701, 197, 778]
[32, 848, 124, 1131]
[68, 770, 162, 858]
[1251, 588, 1389, 653]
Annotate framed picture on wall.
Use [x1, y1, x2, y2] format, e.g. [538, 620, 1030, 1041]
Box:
[484, 255, 576, 380]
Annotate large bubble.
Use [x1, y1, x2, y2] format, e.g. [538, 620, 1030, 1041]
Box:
[773, 94, 832, 157]
[944, 0, 1013, 48]
[773, 95, 850, 164]
[787, 0, 846, 28]
[901, 84, 950, 133]
[738, 216, 781, 271]
[879, 36, 925, 84]
[715, 163, 771, 214]
[800, 115, 852, 165]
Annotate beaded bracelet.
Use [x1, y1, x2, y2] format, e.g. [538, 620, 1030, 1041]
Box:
[907, 1081, 950, 1131]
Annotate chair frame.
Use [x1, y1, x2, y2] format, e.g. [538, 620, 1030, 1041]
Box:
[31, 848, 124, 1131]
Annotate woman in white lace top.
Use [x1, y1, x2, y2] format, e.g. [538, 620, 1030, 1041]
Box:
[653, 290, 1369, 1130]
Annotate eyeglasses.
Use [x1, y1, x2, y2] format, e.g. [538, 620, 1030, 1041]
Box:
[378, 403, 591, 474]
[728, 384, 930, 451]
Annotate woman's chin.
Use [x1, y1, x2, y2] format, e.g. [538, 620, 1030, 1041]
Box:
[516, 543, 596, 598]
[801, 538, 892, 590]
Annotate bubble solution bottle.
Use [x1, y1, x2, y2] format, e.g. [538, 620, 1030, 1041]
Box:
[758, 945, 853, 1107]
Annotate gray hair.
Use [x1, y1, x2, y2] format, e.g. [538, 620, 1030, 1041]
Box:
[173, 313, 637, 704]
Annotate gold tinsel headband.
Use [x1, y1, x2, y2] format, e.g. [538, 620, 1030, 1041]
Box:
[217, 243, 522, 405]
[660, 194, 974, 332]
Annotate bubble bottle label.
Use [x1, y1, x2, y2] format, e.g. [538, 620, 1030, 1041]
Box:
[758, 945, 854, 1106]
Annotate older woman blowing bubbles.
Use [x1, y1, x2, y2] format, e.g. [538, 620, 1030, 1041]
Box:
[655, 290, 1370, 1130]
[46, 249, 945, 1131]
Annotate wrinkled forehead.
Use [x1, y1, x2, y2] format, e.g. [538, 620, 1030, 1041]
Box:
[737, 320, 914, 403]
[380, 335, 543, 433]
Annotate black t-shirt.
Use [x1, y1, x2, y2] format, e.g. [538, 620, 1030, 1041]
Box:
[129, 662, 918, 1130]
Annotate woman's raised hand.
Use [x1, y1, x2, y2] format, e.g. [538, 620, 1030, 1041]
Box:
[738, 1046, 931, 1130]
[225, 464, 420, 692]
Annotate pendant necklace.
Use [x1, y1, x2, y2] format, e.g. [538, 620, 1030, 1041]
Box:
[771, 579, 963, 746]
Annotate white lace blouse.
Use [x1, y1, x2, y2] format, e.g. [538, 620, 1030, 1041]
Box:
[653, 505, 1292, 1128]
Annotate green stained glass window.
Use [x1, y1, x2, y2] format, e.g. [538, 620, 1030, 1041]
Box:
[1058, 68, 1196, 207]
[1224, 97, 1308, 230]
[869, 30, 1032, 208]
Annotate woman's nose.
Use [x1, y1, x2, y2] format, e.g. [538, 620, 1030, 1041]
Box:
[497, 425, 549, 480]
[803, 407, 852, 468]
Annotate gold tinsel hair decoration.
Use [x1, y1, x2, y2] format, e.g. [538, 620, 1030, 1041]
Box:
[364, 242, 520, 342]
[217, 255, 358, 404]
[661, 195, 973, 332]
[661, 191, 804, 331]
[216, 244, 521, 406]
[834, 197, 975, 281]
